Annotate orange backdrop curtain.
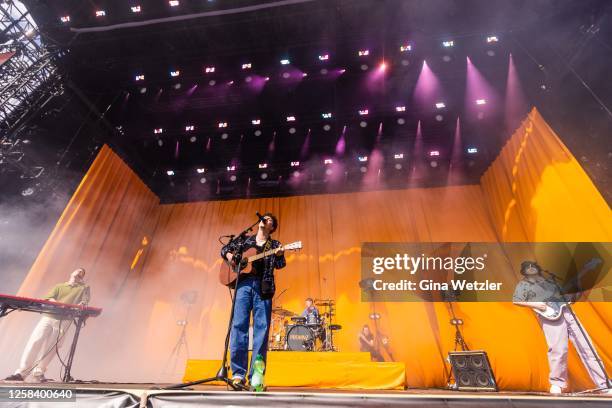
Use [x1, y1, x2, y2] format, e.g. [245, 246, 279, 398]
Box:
[0, 109, 610, 390]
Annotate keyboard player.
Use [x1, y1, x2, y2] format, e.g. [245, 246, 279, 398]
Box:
[4, 268, 90, 382]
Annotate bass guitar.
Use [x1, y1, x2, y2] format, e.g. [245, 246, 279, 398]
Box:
[219, 241, 302, 287]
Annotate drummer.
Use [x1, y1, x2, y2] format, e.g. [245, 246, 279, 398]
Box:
[301, 298, 320, 325]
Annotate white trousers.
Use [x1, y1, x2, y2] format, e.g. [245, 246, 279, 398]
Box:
[15, 316, 70, 377]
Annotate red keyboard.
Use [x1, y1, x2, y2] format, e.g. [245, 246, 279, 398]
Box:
[0, 294, 102, 318]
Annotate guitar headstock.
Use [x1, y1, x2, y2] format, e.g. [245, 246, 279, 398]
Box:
[283, 241, 302, 251]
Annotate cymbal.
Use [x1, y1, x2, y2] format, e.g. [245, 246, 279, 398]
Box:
[329, 324, 342, 330]
[272, 307, 295, 317]
[315, 300, 335, 306]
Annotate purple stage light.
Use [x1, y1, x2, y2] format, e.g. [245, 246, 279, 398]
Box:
[170, 70, 180, 77]
[335, 125, 347, 156]
[169, 0, 179, 6]
[95, 10, 106, 17]
[286, 116, 296, 122]
[395, 106, 406, 112]
[465, 57, 497, 118]
[400, 44, 412, 52]
[414, 61, 443, 108]
[135, 74, 144, 81]
[60, 15, 70, 23]
[252, 119, 261, 125]
[154, 128, 163, 134]
[300, 129, 311, 158]
[358, 49, 370, 57]
[218, 122, 228, 128]
[476, 99, 486, 105]
[242, 63, 252, 69]
[258, 163, 268, 169]
[291, 161, 300, 167]
[227, 165, 236, 172]
[131, 6, 141, 13]
[467, 147, 478, 154]
[204, 66, 215, 73]
[429, 150, 440, 157]
[318, 54, 329, 61]
[280, 59, 290, 65]
[185, 125, 194, 131]
[505, 54, 529, 135]
[435, 102, 446, 109]
[378, 61, 387, 71]
[486, 36, 499, 43]
[166, 170, 175, 176]
[358, 109, 369, 116]
[324, 159, 333, 165]
[358, 156, 368, 162]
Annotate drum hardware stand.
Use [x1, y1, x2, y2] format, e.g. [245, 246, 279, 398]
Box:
[163, 291, 197, 375]
[163, 217, 261, 391]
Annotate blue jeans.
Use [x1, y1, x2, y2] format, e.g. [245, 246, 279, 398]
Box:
[229, 274, 272, 380]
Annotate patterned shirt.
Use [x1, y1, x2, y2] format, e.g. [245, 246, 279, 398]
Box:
[221, 234, 286, 297]
[512, 275, 567, 303]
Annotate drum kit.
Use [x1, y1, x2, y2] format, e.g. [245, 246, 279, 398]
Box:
[269, 299, 341, 351]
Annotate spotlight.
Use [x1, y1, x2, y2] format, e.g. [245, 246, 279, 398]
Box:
[397, 118, 406, 125]
[95, 10, 106, 17]
[323, 124, 331, 131]
[282, 72, 291, 79]
[265, 77, 270, 81]
[360, 64, 369, 71]
[259, 163, 268, 169]
[358, 109, 369, 116]
[189, 136, 197, 143]
[154, 128, 163, 134]
[289, 127, 296, 134]
[318, 54, 329, 61]
[442, 55, 452, 62]
[173, 83, 182, 90]
[218, 122, 228, 128]
[395, 163, 402, 170]
[486, 36, 499, 43]
[359, 121, 367, 128]
[230, 175, 237, 182]
[467, 147, 478, 154]
[139, 87, 147, 94]
[205, 66, 215, 73]
[476, 99, 487, 105]
[291, 161, 300, 167]
[303, 72, 308, 77]
[170, 70, 180, 77]
[157, 139, 163, 146]
[430, 161, 438, 168]
[60, 15, 70, 23]
[358, 156, 368, 162]
[324, 159, 333, 165]
[131, 6, 141, 13]
[261, 173, 268, 180]
[254, 130, 262, 136]
[167, 170, 175, 176]
[227, 165, 236, 171]
[435, 114, 444, 122]
[221, 133, 229, 140]
[400, 44, 412, 52]
[320, 68, 328, 75]
[435, 102, 446, 109]
[245, 76, 252, 83]
[280, 59, 290, 65]
[185, 125, 194, 131]
[242, 63, 252, 69]
[395, 106, 406, 112]
[325, 169, 333, 176]
[135, 74, 145, 81]
[169, 0, 180, 6]
[394, 153, 404, 159]
[252, 119, 261, 125]
[196, 168, 206, 174]
[429, 150, 440, 157]
[378, 61, 387, 71]
[442, 40, 454, 48]
[358, 49, 370, 57]
[286, 116, 296, 122]
[322, 112, 332, 119]
[360, 166, 367, 173]
[292, 170, 300, 177]
[208, 80, 216, 86]
[200, 177, 207, 184]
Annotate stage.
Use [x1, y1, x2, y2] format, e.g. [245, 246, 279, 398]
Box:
[0, 382, 610, 407]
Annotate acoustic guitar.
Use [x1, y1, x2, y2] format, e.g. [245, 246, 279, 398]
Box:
[219, 241, 302, 287]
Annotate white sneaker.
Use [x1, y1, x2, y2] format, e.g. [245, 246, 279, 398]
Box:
[599, 388, 612, 395]
[549, 385, 564, 394]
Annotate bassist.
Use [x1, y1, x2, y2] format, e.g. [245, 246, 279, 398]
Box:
[221, 212, 285, 388]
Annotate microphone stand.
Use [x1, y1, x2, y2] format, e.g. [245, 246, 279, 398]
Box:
[163, 217, 261, 391]
[541, 269, 611, 391]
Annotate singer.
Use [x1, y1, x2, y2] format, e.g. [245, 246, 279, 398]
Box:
[512, 260, 611, 394]
[220, 212, 285, 389]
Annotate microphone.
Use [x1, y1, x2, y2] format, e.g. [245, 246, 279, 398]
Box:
[256, 212, 267, 223]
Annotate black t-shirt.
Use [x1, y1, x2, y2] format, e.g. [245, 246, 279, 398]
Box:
[359, 333, 375, 352]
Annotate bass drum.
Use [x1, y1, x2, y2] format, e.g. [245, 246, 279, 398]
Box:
[285, 324, 316, 351]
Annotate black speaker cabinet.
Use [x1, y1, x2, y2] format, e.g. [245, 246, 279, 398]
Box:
[448, 350, 497, 391]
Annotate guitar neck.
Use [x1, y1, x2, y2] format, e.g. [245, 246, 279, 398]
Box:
[247, 248, 278, 263]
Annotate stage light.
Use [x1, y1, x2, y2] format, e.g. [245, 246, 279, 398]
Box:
[442, 40, 454, 48]
[360, 166, 367, 173]
[254, 130, 262, 136]
[395, 106, 406, 112]
[358, 156, 368, 162]
[322, 112, 332, 119]
[429, 150, 440, 157]
[154, 128, 163, 134]
[218, 122, 228, 128]
[189, 136, 197, 142]
[435, 102, 446, 109]
[476, 99, 487, 105]
[319, 54, 329, 61]
[60, 16, 70, 23]
[303, 72, 308, 77]
[205, 66, 215, 73]
[185, 125, 194, 131]
[486, 36, 499, 43]
[258, 163, 268, 169]
[131, 5, 141, 13]
[170, 70, 180, 77]
[291, 161, 300, 167]
[324, 159, 333, 165]
[173, 83, 182, 90]
[397, 118, 406, 125]
[196, 168, 206, 174]
[21, 187, 35, 197]
[95, 10, 106, 17]
[360, 64, 369, 71]
[282, 72, 291, 79]
[358, 109, 369, 116]
[435, 114, 444, 122]
[379, 61, 387, 71]
[358, 49, 370, 57]
[135, 74, 145, 81]
[280, 59, 290, 65]
[139, 87, 147, 94]
[227, 80, 234, 85]
[230, 175, 237, 182]
[292, 171, 300, 177]
[261, 173, 268, 180]
[252, 119, 261, 125]
[395, 163, 402, 170]
[320, 68, 328, 75]
[286, 116, 296, 122]
[221, 133, 229, 139]
[208, 80, 216, 86]
[359, 121, 367, 128]
[227, 165, 236, 171]
[157, 139, 163, 146]
[394, 153, 404, 159]
[166, 170, 175, 176]
[340, 69, 346, 73]
[265, 77, 270, 81]
[400, 44, 412, 52]
[467, 147, 478, 154]
[242, 63, 252, 69]
[169, 0, 180, 6]
[323, 124, 331, 131]
[200, 177, 207, 184]
[289, 127, 296, 134]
